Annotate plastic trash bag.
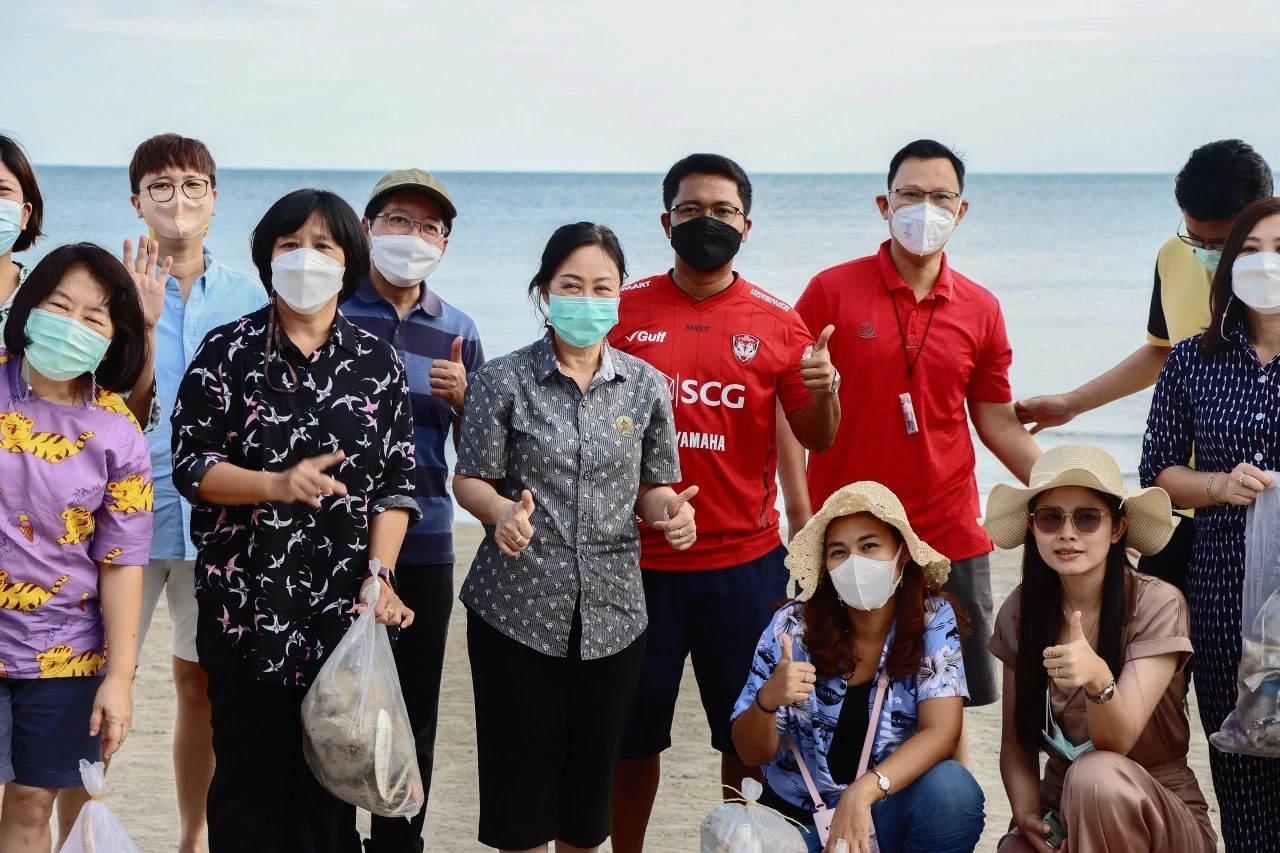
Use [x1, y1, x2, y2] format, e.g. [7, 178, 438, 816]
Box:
[700, 777, 809, 853]
[1211, 480, 1280, 757]
[301, 580, 423, 817]
[57, 759, 141, 853]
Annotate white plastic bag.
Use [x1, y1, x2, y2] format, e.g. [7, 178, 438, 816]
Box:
[56, 760, 140, 853]
[700, 777, 809, 853]
[301, 580, 424, 816]
[1211, 480, 1280, 757]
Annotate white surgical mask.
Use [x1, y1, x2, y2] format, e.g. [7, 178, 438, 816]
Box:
[370, 234, 442, 288]
[271, 248, 345, 315]
[1232, 252, 1280, 315]
[888, 201, 958, 256]
[827, 545, 903, 611]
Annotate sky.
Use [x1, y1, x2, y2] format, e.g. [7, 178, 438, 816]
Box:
[6, 0, 1279, 173]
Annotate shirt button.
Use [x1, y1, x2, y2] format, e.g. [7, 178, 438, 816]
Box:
[1260, 375, 1269, 383]
[583, 433, 592, 443]
[1256, 452, 1266, 462]
[1257, 413, 1266, 421]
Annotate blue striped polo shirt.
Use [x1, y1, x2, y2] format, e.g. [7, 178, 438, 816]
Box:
[342, 280, 484, 566]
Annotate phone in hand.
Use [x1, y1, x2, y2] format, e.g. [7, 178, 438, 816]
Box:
[1042, 810, 1067, 849]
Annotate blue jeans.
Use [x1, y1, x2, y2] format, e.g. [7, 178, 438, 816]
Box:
[799, 761, 985, 853]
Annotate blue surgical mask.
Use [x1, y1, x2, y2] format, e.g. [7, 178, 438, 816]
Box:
[1042, 688, 1093, 761]
[0, 199, 23, 255]
[1194, 246, 1222, 274]
[548, 295, 619, 348]
[23, 309, 111, 382]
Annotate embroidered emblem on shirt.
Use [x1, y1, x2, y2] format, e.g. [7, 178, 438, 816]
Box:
[732, 333, 761, 365]
[614, 415, 636, 438]
[858, 321, 877, 339]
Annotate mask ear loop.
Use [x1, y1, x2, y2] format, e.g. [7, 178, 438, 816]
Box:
[1221, 294, 1235, 341]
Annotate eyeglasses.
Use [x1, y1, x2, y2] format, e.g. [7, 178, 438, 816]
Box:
[668, 203, 745, 224]
[1176, 222, 1227, 252]
[890, 188, 961, 207]
[146, 179, 211, 203]
[1028, 507, 1114, 536]
[373, 212, 449, 241]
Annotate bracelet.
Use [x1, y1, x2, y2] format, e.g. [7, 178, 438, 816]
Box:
[1206, 473, 1224, 507]
[755, 693, 779, 714]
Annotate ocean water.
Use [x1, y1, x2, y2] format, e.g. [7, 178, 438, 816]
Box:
[22, 167, 1178, 504]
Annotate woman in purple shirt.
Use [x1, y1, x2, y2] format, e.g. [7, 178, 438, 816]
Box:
[0, 243, 155, 851]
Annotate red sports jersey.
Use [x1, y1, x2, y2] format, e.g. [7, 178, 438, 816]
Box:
[610, 272, 814, 570]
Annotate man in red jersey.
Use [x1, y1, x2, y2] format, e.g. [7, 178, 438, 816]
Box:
[784, 139, 1041, 724]
[609, 153, 840, 852]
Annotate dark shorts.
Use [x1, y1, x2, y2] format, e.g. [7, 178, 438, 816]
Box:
[1138, 514, 1193, 596]
[467, 608, 647, 850]
[940, 554, 999, 707]
[0, 675, 103, 789]
[619, 545, 789, 758]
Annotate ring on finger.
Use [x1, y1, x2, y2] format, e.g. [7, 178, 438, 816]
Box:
[1238, 474, 1247, 486]
[1056, 667, 1063, 678]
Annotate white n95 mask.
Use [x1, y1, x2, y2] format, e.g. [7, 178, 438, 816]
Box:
[271, 248, 345, 315]
[889, 202, 958, 256]
[371, 234, 442, 288]
[827, 545, 903, 611]
[1232, 252, 1280, 315]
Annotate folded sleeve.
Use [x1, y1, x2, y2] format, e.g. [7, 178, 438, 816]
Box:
[1124, 576, 1194, 673]
[170, 334, 231, 503]
[917, 597, 969, 702]
[92, 425, 154, 567]
[967, 303, 1014, 404]
[455, 365, 512, 480]
[988, 586, 1023, 668]
[370, 353, 421, 523]
[1140, 340, 1196, 489]
[640, 370, 681, 485]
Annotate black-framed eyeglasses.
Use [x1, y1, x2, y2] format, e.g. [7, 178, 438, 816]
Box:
[890, 188, 961, 207]
[373, 212, 449, 241]
[1027, 507, 1114, 536]
[146, 179, 211, 203]
[668, 203, 745, 224]
[1176, 220, 1227, 252]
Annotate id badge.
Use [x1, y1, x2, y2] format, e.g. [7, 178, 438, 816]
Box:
[900, 392, 919, 435]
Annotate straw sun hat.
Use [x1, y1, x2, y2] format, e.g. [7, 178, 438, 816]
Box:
[983, 444, 1174, 556]
[786, 481, 951, 602]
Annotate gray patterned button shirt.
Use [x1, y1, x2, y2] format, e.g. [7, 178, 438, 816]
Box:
[457, 332, 681, 660]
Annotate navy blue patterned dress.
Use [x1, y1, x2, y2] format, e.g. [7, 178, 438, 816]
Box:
[1140, 321, 1280, 851]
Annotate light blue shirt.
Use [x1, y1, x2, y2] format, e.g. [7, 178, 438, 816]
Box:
[150, 252, 266, 560]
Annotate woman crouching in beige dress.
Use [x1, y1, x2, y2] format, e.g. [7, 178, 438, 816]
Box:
[985, 445, 1215, 853]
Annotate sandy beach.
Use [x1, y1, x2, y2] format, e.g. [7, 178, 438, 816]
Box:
[112, 524, 1223, 852]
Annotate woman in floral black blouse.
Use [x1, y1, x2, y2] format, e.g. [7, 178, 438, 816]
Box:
[171, 189, 419, 853]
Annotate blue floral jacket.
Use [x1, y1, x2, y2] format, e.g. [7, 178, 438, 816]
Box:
[730, 597, 968, 813]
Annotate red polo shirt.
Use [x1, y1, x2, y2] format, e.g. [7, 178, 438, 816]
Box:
[795, 241, 1013, 562]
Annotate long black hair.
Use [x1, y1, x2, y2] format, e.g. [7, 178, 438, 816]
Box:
[1013, 489, 1131, 754]
[1201, 196, 1280, 358]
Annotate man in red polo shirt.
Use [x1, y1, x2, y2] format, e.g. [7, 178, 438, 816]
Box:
[786, 139, 1040, 719]
[609, 153, 840, 852]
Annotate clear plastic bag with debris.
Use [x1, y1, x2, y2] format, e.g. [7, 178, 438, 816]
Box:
[301, 580, 424, 817]
[699, 777, 810, 853]
[1211, 480, 1280, 757]
[56, 759, 141, 853]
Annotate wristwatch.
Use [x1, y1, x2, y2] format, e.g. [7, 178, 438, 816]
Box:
[362, 558, 391, 583]
[829, 370, 842, 397]
[1085, 677, 1117, 704]
[870, 769, 891, 799]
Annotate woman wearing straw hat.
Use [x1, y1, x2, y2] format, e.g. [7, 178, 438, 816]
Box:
[731, 482, 984, 853]
[986, 445, 1214, 853]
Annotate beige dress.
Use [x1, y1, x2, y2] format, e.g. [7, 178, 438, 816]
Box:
[990, 569, 1215, 853]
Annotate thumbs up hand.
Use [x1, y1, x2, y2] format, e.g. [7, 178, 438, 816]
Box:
[496, 489, 536, 557]
[800, 325, 838, 396]
[1042, 610, 1112, 693]
[430, 335, 468, 410]
[649, 485, 699, 551]
[757, 631, 819, 712]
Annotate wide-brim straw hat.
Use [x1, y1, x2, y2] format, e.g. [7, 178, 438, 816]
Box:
[786, 481, 950, 602]
[983, 444, 1174, 555]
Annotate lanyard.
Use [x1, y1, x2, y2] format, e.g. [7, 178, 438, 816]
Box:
[890, 295, 939, 380]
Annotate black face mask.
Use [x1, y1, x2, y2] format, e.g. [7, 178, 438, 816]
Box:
[669, 216, 743, 272]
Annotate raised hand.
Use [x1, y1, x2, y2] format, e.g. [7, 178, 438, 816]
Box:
[268, 450, 348, 509]
[1043, 611, 1110, 692]
[430, 335, 468, 410]
[123, 235, 173, 331]
[1015, 394, 1077, 435]
[760, 632, 818, 710]
[496, 489, 536, 557]
[650, 485, 698, 551]
[800, 325, 837, 395]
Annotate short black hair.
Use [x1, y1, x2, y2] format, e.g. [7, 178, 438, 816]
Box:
[887, 139, 966, 195]
[0, 134, 45, 254]
[3, 243, 149, 393]
[527, 222, 627, 315]
[363, 192, 453, 237]
[662, 153, 753, 216]
[1175, 139, 1273, 222]
[250, 189, 369, 303]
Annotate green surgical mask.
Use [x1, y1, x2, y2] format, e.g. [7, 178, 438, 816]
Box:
[1194, 246, 1222, 274]
[1043, 687, 1093, 761]
[548, 295, 619, 348]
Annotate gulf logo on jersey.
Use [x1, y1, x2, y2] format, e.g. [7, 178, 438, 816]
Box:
[656, 371, 746, 409]
[731, 333, 761, 365]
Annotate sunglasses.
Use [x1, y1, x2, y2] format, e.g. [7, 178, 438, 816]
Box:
[1027, 507, 1114, 536]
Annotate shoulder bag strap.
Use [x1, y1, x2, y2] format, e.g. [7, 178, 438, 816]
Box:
[857, 674, 891, 777]
[787, 737, 827, 810]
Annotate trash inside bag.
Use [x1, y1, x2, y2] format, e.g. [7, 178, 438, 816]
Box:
[1211, 482, 1280, 757]
[700, 777, 809, 853]
[56, 760, 141, 853]
[302, 580, 424, 817]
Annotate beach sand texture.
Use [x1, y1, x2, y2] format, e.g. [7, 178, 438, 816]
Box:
[115, 525, 1223, 851]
